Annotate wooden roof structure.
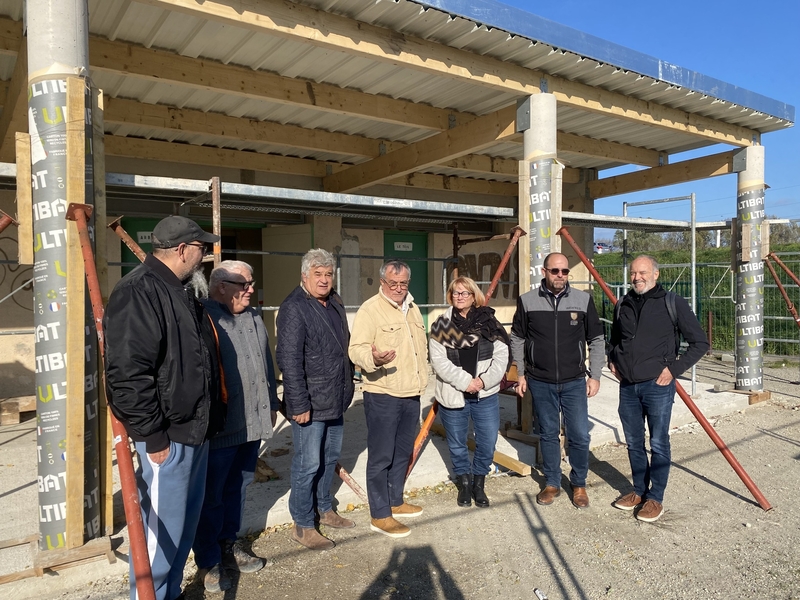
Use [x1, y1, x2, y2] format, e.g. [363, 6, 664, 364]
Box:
[0, 0, 793, 223]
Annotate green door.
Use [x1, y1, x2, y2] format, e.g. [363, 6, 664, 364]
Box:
[119, 217, 161, 275]
[383, 231, 428, 326]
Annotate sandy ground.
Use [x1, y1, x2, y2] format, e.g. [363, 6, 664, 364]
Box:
[5, 356, 800, 599]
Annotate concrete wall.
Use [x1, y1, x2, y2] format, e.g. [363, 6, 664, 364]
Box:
[429, 228, 518, 328]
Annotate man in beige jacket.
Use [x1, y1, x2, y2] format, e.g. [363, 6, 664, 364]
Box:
[349, 260, 429, 538]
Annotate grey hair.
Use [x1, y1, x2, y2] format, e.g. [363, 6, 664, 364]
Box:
[301, 248, 336, 276]
[380, 260, 410, 280]
[209, 260, 254, 287]
[634, 254, 660, 271]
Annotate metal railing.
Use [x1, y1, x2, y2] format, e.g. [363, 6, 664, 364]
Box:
[594, 258, 800, 356]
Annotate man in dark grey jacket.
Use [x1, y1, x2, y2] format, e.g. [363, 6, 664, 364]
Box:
[192, 260, 280, 592]
[104, 216, 222, 600]
[276, 248, 355, 551]
[511, 252, 605, 509]
[608, 255, 709, 522]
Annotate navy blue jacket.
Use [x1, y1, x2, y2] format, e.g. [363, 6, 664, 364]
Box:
[276, 286, 354, 421]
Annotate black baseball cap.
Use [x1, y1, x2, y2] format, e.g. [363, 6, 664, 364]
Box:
[151, 216, 220, 249]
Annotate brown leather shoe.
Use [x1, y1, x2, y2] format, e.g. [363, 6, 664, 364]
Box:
[613, 492, 643, 511]
[536, 485, 561, 505]
[318, 510, 356, 529]
[572, 486, 589, 508]
[370, 517, 410, 538]
[635, 499, 664, 522]
[291, 525, 335, 550]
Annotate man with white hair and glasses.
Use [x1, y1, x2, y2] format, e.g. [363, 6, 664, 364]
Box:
[193, 260, 279, 592]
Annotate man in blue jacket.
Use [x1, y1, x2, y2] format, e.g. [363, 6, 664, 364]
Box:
[608, 255, 709, 522]
[104, 216, 223, 600]
[277, 248, 355, 550]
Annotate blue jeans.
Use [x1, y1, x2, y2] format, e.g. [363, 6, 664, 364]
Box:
[528, 377, 590, 489]
[193, 440, 259, 569]
[618, 379, 676, 503]
[289, 417, 344, 528]
[363, 392, 419, 519]
[133, 440, 208, 600]
[439, 394, 500, 476]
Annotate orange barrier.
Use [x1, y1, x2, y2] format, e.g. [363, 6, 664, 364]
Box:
[67, 204, 156, 600]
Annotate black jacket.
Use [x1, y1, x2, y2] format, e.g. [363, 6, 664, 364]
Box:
[103, 255, 224, 453]
[609, 284, 709, 383]
[510, 282, 605, 384]
[276, 286, 354, 421]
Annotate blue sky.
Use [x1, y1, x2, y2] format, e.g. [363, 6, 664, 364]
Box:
[499, 0, 799, 239]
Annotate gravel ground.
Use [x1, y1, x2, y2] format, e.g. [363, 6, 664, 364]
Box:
[34, 357, 800, 599]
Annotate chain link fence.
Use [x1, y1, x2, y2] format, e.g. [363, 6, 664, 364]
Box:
[593, 255, 800, 357]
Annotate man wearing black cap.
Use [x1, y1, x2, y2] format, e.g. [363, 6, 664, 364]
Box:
[104, 215, 225, 600]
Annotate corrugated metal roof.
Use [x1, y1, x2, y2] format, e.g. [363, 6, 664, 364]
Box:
[0, 0, 793, 199]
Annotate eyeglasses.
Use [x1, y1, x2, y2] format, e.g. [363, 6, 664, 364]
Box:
[452, 291, 473, 298]
[382, 279, 409, 290]
[546, 268, 570, 276]
[223, 279, 256, 289]
[185, 242, 209, 252]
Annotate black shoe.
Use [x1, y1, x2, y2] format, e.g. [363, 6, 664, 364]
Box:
[457, 474, 472, 507]
[222, 539, 266, 574]
[472, 475, 490, 508]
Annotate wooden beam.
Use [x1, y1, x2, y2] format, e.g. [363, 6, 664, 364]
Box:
[142, 0, 757, 146]
[557, 132, 665, 168]
[0, 13, 22, 55]
[588, 150, 737, 198]
[104, 135, 340, 176]
[104, 96, 406, 157]
[0, 36, 27, 162]
[105, 135, 520, 197]
[384, 172, 517, 197]
[89, 36, 472, 131]
[323, 105, 518, 193]
[105, 98, 589, 182]
[15, 132, 33, 265]
[65, 77, 87, 549]
[92, 86, 114, 537]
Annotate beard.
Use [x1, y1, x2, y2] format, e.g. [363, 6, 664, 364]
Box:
[188, 269, 209, 299]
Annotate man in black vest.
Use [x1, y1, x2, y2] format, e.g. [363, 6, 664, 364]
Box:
[608, 255, 709, 522]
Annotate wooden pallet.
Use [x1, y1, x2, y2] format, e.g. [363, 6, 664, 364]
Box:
[0, 534, 115, 585]
[0, 395, 36, 426]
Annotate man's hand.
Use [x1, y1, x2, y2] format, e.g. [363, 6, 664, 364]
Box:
[655, 367, 674, 386]
[292, 410, 311, 424]
[608, 362, 621, 382]
[516, 377, 527, 397]
[586, 378, 600, 398]
[465, 377, 484, 394]
[371, 344, 397, 366]
[271, 410, 278, 428]
[148, 447, 170, 465]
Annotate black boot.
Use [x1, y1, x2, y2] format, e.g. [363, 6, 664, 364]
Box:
[473, 475, 490, 508]
[456, 474, 472, 507]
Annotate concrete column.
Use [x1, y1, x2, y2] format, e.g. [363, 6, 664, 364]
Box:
[734, 145, 765, 391]
[518, 94, 559, 291]
[27, 0, 99, 550]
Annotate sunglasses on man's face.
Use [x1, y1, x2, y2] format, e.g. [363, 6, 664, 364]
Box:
[546, 268, 570, 276]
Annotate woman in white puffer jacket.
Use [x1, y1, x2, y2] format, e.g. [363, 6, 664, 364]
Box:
[429, 276, 510, 508]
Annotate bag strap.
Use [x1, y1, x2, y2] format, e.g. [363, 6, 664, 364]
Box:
[206, 314, 228, 404]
